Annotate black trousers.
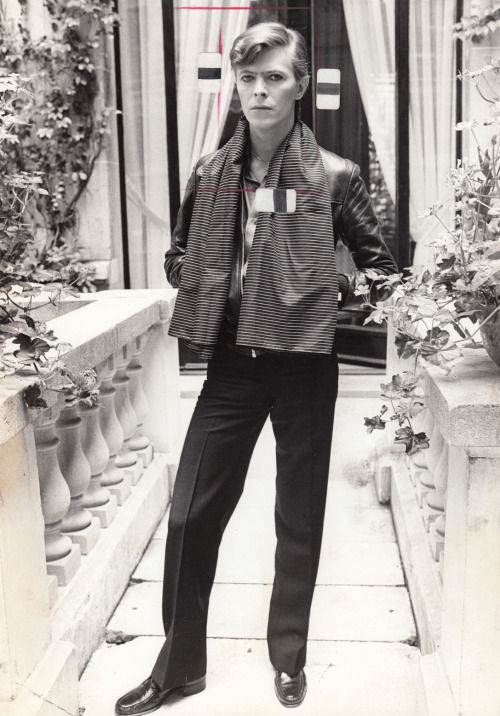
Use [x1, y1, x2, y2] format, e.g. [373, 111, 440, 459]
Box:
[151, 345, 339, 690]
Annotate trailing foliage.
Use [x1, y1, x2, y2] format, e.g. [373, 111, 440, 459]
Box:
[364, 372, 429, 456]
[0, 0, 118, 290]
[363, 9, 500, 452]
[0, 75, 99, 407]
[453, 1, 500, 41]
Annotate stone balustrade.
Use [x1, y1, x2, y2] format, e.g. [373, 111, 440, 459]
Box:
[409, 408, 449, 573]
[0, 289, 181, 716]
[374, 349, 500, 716]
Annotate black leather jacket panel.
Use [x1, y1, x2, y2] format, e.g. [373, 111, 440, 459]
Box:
[164, 146, 398, 310]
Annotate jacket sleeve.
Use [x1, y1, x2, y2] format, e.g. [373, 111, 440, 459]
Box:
[339, 164, 399, 306]
[164, 165, 198, 288]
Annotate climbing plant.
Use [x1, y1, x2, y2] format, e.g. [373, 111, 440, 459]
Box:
[0, 0, 119, 291]
[0, 75, 99, 407]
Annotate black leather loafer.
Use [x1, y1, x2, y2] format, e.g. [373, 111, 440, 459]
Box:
[115, 675, 206, 715]
[274, 669, 307, 708]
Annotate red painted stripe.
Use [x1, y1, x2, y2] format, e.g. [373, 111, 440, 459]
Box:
[316, 26, 320, 141]
[217, 28, 222, 127]
[183, 187, 330, 195]
[174, 6, 312, 10]
[317, 26, 320, 71]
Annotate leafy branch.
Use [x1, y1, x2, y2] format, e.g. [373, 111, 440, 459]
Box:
[364, 373, 429, 456]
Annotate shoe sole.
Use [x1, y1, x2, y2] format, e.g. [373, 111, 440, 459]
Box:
[115, 677, 206, 716]
[182, 676, 206, 697]
[274, 682, 307, 708]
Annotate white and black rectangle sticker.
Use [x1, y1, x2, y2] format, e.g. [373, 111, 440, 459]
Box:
[255, 188, 296, 213]
[316, 69, 341, 110]
[198, 53, 222, 93]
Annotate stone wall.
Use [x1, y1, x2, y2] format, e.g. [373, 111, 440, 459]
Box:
[374, 349, 500, 716]
[0, 290, 181, 715]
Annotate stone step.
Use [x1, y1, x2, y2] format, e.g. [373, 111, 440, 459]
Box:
[135, 536, 404, 587]
[153, 477, 384, 547]
[178, 395, 381, 486]
[107, 581, 416, 644]
[153, 483, 397, 543]
[79, 636, 420, 716]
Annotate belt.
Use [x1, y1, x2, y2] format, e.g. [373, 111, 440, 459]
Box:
[219, 342, 268, 358]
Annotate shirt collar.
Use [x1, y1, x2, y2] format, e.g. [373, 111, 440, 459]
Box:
[242, 162, 265, 185]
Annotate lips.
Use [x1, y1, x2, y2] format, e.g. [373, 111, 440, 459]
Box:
[250, 106, 272, 110]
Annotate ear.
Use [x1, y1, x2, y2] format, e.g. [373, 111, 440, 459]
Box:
[296, 74, 310, 100]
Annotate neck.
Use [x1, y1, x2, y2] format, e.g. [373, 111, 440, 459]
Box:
[248, 114, 296, 163]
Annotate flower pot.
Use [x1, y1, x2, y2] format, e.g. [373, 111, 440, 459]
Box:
[480, 306, 500, 368]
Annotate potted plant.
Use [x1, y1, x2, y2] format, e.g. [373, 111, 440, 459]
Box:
[362, 6, 500, 453]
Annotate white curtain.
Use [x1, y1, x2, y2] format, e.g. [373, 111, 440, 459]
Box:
[175, 1, 250, 190]
[343, 0, 396, 203]
[344, 0, 457, 271]
[119, 0, 170, 289]
[409, 0, 457, 270]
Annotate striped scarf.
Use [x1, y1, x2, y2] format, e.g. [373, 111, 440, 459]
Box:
[168, 117, 338, 358]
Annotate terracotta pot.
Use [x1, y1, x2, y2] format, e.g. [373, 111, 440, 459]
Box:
[480, 305, 500, 368]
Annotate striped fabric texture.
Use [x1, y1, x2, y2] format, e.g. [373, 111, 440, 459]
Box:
[168, 117, 338, 358]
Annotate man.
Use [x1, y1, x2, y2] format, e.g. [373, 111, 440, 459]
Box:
[116, 22, 397, 715]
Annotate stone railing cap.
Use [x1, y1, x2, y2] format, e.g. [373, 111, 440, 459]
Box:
[0, 290, 177, 445]
[425, 352, 500, 447]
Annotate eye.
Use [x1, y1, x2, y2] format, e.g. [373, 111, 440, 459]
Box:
[269, 73, 284, 81]
[239, 74, 254, 83]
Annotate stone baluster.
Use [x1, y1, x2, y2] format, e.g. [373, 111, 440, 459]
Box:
[34, 402, 81, 585]
[422, 422, 446, 531]
[409, 408, 433, 488]
[141, 319, 181, 454]
[98, 356, 131, 505]
[56, 395, 100, 555]
[113, 344, 142, 486]
[429, 439, 449, 569]
[140, 318, 182, 498]
[80, 364, 118, 528]
[414, 410, 436, 508]
[127, 334, 153, 469]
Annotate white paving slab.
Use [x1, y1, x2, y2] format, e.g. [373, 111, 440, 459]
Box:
[135, 537, 404, 586]
[322, 505, 397, 543]
[144, 478, 386, 542]
[108, 581, 416, 644]
[317, 542, 403, 585]
[326, 478, 381, 507]
[146, 480, 393, 548]
[79, 636, 419, 716]
[175, 399, 380, 488]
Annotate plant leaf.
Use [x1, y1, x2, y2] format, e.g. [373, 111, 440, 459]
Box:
[364, 415, 386, 433]
[23, 384, 48, 409]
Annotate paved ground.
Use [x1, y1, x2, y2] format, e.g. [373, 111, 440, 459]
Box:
[79, 370, 420, 715]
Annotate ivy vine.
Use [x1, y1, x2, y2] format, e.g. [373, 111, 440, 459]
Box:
[0, 75, 99, 407]
[0, 0, 119, 291]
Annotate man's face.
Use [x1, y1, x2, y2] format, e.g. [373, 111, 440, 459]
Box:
[234, 46, 309, 134]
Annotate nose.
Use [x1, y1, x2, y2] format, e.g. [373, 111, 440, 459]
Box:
[253, 77, 268, 97]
